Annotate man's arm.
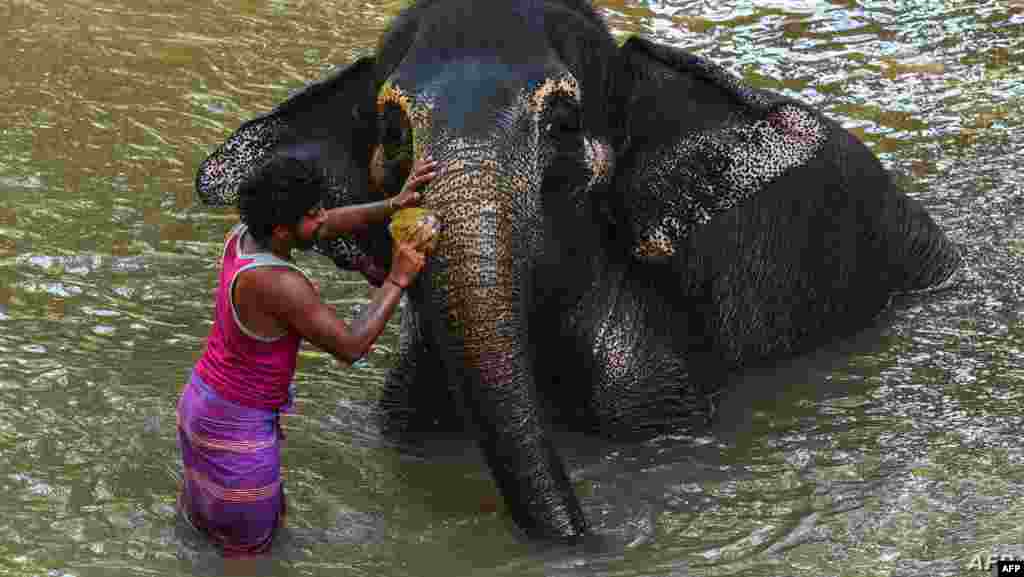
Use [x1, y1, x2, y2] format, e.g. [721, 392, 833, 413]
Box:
[246, 237, 427, 365]
[257, 269, 405, 365]
[317, 198, 395, 240]
[316, 158, 437, 241]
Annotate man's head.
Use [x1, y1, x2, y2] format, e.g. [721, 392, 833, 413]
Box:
[238, 154, 325, 250]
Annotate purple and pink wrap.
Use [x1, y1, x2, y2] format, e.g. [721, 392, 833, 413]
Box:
[177, 371, 289, 556]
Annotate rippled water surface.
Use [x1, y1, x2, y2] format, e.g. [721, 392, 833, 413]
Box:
[1, 1, 1022, 576]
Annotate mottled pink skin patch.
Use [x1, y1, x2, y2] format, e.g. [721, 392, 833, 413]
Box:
[583, 137, 614, 190]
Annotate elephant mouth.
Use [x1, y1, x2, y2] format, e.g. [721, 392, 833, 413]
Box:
[349, 228, 390, 287]
[318, 228, 391, 287]
[355, 253, 389, 287]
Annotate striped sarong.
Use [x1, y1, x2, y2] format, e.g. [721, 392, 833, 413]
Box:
[176, 371, 288, 556]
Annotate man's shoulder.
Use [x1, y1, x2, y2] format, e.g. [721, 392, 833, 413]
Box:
[236, 266, 316, 310]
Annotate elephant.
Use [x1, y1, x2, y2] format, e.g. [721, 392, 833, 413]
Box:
[194, 0, 962, 541]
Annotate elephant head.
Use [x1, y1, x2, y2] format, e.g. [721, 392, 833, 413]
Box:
[363, 0, 629, 539]
[196, 0, 962, 541]
[194, 56, 394, 286]
[197, 0, 623, 540]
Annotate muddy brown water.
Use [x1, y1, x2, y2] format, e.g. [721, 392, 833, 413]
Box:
[0, 1, 1022, 576]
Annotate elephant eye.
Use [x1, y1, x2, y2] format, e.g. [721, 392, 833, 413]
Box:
[543, 96, 582, 141]
[378, 103, 413, 161]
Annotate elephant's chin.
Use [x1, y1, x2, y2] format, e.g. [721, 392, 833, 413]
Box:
[356, 255, 389, 287]
[348, 228, 387, 286]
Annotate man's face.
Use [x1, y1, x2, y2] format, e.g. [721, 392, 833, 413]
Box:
[291, 202, 326, 252]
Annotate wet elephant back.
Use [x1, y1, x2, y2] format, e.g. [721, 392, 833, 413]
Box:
[680, 129, 898, 368]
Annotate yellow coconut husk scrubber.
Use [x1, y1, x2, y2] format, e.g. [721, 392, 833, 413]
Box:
[388, 208, 441, 252]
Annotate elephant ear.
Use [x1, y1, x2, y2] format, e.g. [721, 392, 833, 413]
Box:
[195, 56, 377, 207]
[194, 57, 391, 284]
[616, 37, 830, 261]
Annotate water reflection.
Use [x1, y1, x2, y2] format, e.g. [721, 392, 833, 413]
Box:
[1, 0, 1022, 575]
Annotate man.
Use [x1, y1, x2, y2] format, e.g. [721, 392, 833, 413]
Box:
[177, 154, 437, 555]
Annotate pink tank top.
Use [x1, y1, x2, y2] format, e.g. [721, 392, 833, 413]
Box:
[194, 223, 313, 410]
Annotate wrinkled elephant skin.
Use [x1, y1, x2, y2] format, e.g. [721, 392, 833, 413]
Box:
[195, 0, 962, 541]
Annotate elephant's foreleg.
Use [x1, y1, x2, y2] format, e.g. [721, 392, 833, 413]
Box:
[587, 344, 718, 439]
[556, 285, 718, 439]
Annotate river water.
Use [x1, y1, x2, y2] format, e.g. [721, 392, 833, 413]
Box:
[0, 1, 1021, 576]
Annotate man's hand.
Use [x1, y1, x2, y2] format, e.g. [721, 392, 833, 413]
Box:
[390, 157, 437, 210]
[387, 235, 434, 289]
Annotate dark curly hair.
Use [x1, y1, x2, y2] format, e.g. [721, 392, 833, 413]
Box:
[237, 154, 325, 244]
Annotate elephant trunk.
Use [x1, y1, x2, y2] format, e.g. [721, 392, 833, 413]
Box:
[421, 167, 589, 540]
